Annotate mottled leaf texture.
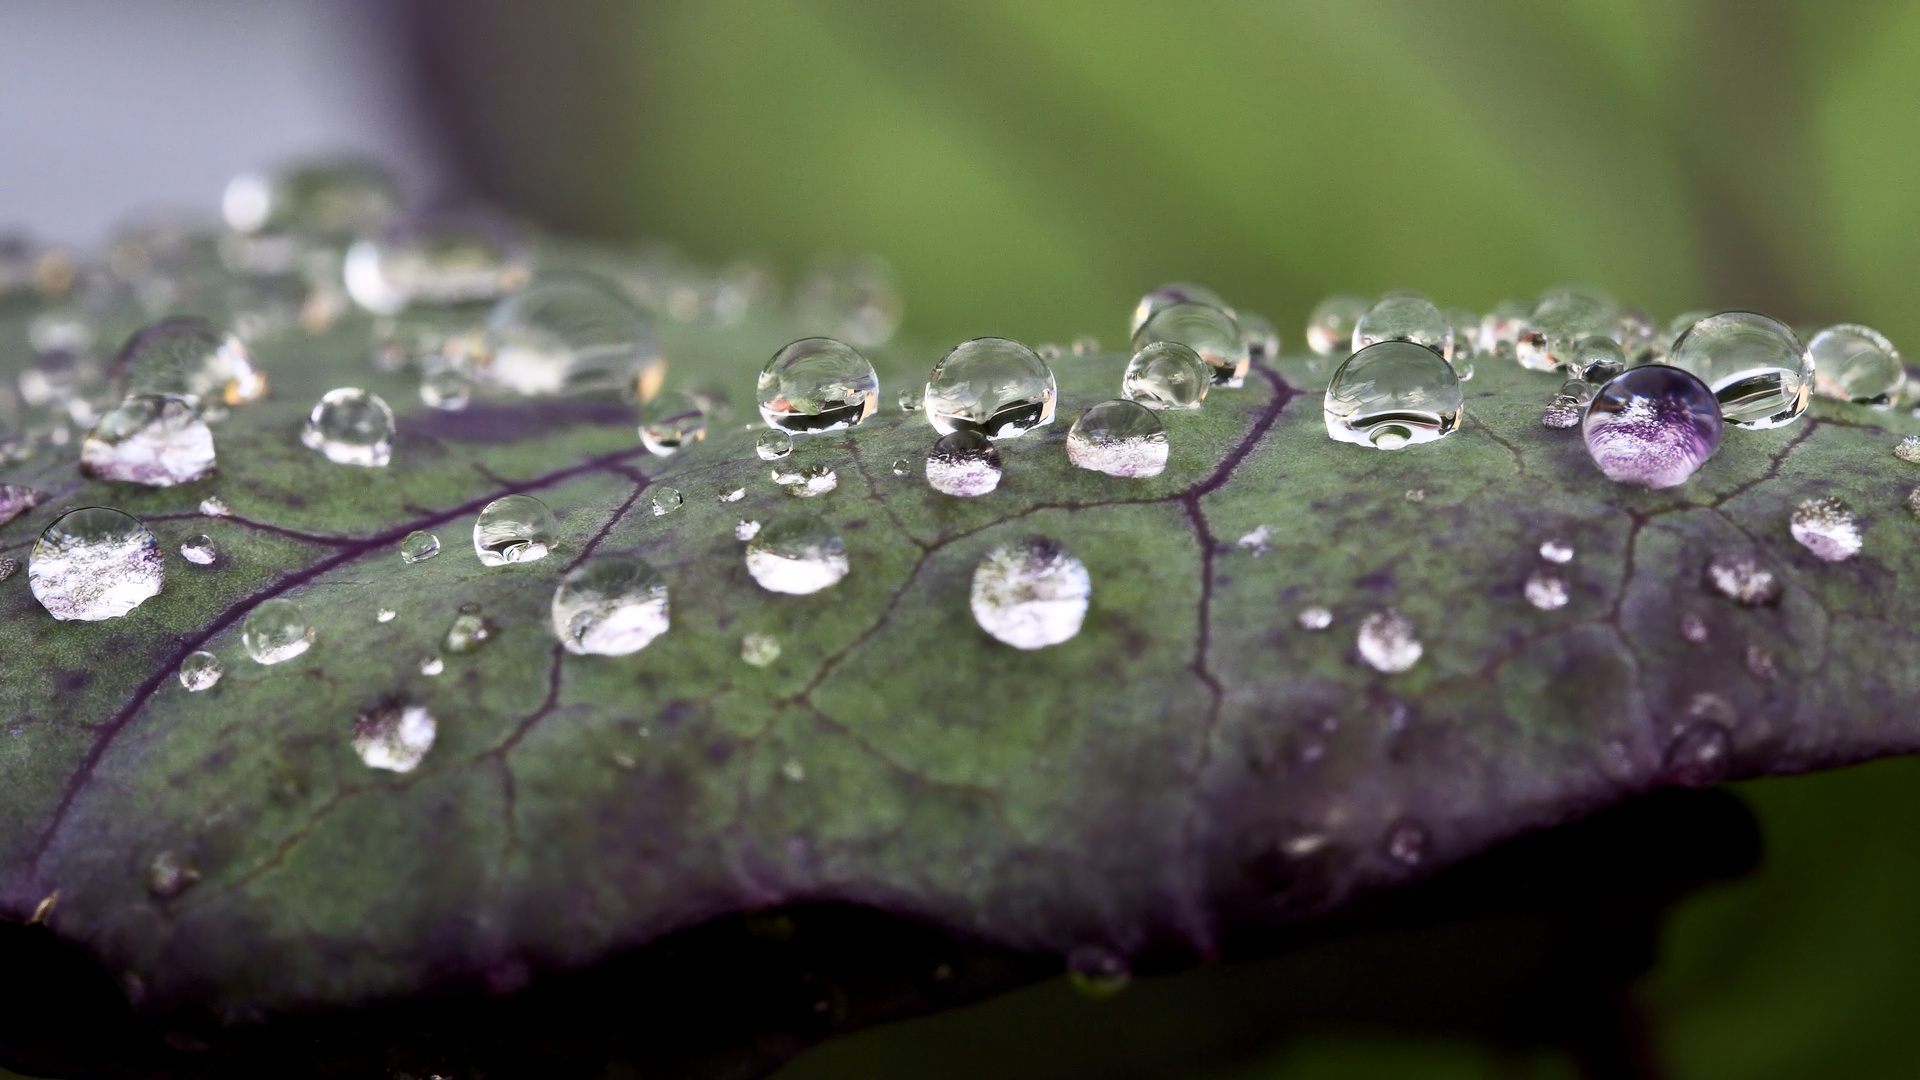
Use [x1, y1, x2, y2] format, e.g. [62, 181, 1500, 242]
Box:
[0, 286, 1913, 1075]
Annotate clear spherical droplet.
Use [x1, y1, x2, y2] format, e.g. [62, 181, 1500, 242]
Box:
[745, 515, 848, 595]
[1357, 609, 1421, 673]
[1352, 294, 1451, 359]
[473, 494, 556, 566]
[1789, 496, 1861, 562]
[971, 538, 1090, 650]
[302, 387, 394, 467]
[352, 703, 436, 773]
[478, 272, 663, 399]
[897, 388, 920, 413]
[1519, 290, 1614, 373]
[179, 535, 217, 565]
[1122, 341, 1210, 410]
[552, 555, 670, 656]
[29, 507, 164, 621]
[1809, 323, 1903, 406]
[1066, 400, 1169, 479]
[1582, 366, 1722, 488]
[1668, 312, 1810, 428]
[925, 430, 1003, 497]
[1131, 282, 1230, 337]
[1306, 295, 1369, 357]
[756, 430, 794, 462]
[243, 598, 314, 664]
[444, 606, 493, 653]
[419, 368, 472, 411]
[1323, 341, 1464, 449]
[741, 632, 782, 668]
[1296, 605, 1332, 631]
[177, 650, 223, 692]
[1134, 301, 1249, 386]
[1524, 568, 1570, 610]
[81, 394, 216, 487]
[923, 337, 1057, 439]
[1569, 335, 1627, 384]
[1560, 378, 1598, 406]
[890, 458, 912, 477]
[639, 391, 708, 456]
[757, 337, 880, 433]
[400, 530, 441, 563]
[1066, 945, 1131, 998]
[112, 316, 267, 406]
[1705, 552, 1781, 606]
[650, 487, 684, 516]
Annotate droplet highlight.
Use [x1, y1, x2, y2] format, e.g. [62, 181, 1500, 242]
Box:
[302, 388, 394, 467]
[400, 530, 441, 563]
[1789, 497, 1861, 562]
[1356, 610, 1421, 673]
[352, 703, 436, 773]
[177, 651, 223, 692]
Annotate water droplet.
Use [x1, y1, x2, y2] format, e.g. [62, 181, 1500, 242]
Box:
[1306, 295, 1369, 356]
[1569, 335, 1627, 384]
[1668, 312, 1810, 428]
[444, 606, 494, 653]
[756, 429, 794, 460]
[970, 538, 1090, 650]
[643, 488, 681, 517]
[735, 519, 762, 541]
[1066, 945, 1131, 998]
[178, 535, 217, 566]
[1296, 606, 1332, 631]
[302, 388, 394, 467]
[1404, 488, 1425, 503]
[1518, 290, 1614, 372]
[419, 368, 472, 411]
[1134, 301, 1249, 387]
[0, 486, 45, 530]
[781, 758, 806, 782]
[198, 496, 230, 517]
[1744, 643, 1780, 681]
[757, 337, 880, 432]
[552, 556, 670, 656]
[396, 530, 440, 564]
[111, 316, 267, 405]
[1121, 341, 1210, 410]
[1908, 487, 1920, 518]
[1442, 307, 1477, 380]
[1560, 378, 1598, 406]
[1524, 568, 1570, 610]
[1789, 496, 1861, 562]
[473, 494, 556, 566]
[1540, 397, 1582, 429]
[741, 632, 781, 668]
[80, 394, 216, 487]
[1356, 610, 1421, 673]
[1236, 526, 1272, 556]
[243, 598, 314, 664]
[0, 557, 17, 582]
[177, 651, 222, 691]
[1896, 436, 1920, 464]
[344, 213, 530, 314]
[1351, 294, 1451, 360]
[745, 515, 848, 595]
[1065, 400, 1169, 478]
[376, 607, 397, 623]
[222, 160, 398, 238]
[1240, 313, 1281, 365]
[1809, 323, 1903, 405]
[1614, 306, 1661, 363]
[720, 487, 746, 503]
[419, 654, 444, 676]
[1582, 366, 1722, 488]
[638, 392, 708, 456]
[29, 507, 164, 621]
[1323, 341, 1464, 449]
[923, 337, 1057, 439]
[1679, 611, 1709, 643]
[771, 462, 838, 498]
[1539, 538, 1574, 563]
[897, 389, 920, 412]
[351, 703, 436, 773]
[925, 430, 1003, 497]
[1384, 819, 1430, 866]
[1706, 552, 1781, 606]
[891, 458, 912, 477]
[1131, 282, 1230, 336]
[1072, 335, 1101, 356]
[1663, 721, 1731, 786]
[147, 850, 198, 898]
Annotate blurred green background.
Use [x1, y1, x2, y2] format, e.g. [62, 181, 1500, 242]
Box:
[429, 0, 1920, 1075]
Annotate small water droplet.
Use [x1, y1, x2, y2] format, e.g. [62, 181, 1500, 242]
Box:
[1404, 488, 1425, 503]
[756, 337, 879, 432]
[1524, 568, 1570, 610]
[1789, 496, 1861, 562]
[301, 387, 393, 467]
[771, 462, 837, 497]
[1560, 378, 1597, 406]
[970, 538, 1090, 650]
[1135, 301, 1248, 386]
[1071, 334, 1101, 356]
[1907, 486, 1920, 518]
[1066, 400, 1169, 478]
[198, 496, 230, 517]
[479, 272, 663, 398]
[1679, 611, 1709, 643]
[0, 557, 17, 582]
[745, 515, 848, 595]
[735, 519, 762, 541]
[473, 494, 556, 566]
[552, 556, 670, 656]
[1540, 396, 1582, 429]
[352, 703, 436, 773]
[1037, 342, 1065, 361]
[0, 486, 45, 529]
[1583, 366, 1721, 488]
[1384, 819, 1430, 866]
[1518, 290, 1614, 372]
[29, 507, 165, 621]
[890, 458, 912, 477]
[1306, 294, 1369, 356]
[781, 758, 806, 782]
[1744, 643, 1780, 681]
[1539, 538, 1574, 564]
[1357, 610, 1421, 673]
[1121, 341, 1210, 410]
[1809, 323, 1903, 405]
[639, 391, 708, 456]
[756, 429, 794, 460]
[419, 654, 444, 675]
[925, 430, 1003, 497]
[443, 608, 493, 654]
[1896, 436, 1920, 464]
[897, 388, 920, 412]
[147, 850, 198, 898]
[1296, 606, 1332, 631]
[112, 316, 266, 405]
[1240, 312, 1281, 366]
[419, 368, 472, 411]
[177, 650, 223, 691]
[80, 394, 216, 487]
[376, 607, 397, 623]
[1614, 307, 1661, 363]
[923, 338, 1057, 439]
[1476, 299, 1530, 360]
[1132, 282, 1230, 336]
[1669, 312, 1810, 428]
[1664, 721, 1732, 786]
[1323, 341, 1463, 449]
[242, 598, 314, 664]
[1352, 294, 1451, 359]
[741, 632, 781, 668]
[400, 530, 441, 563]
[1569, 336, 1626, 384]
[650, 487, 684, 516]
[1236, 525, 1272, 556]
[179, 535, 217, 565]
[720, 487, 746, 503]
[1706, 552, 1781, 606]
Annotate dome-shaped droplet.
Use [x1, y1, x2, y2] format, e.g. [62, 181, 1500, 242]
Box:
[639, 391, 708, 456]
[925, 430, 1003, 497]
[419, 368, 472, 411]
[1323, 341, 1464, 449]
[740, 632, 781, 668]
[419, 654, 444, 675]
[1240, 313, 1280, 365]
[890, 458, 911, 477]
[971, 538, 1090, 650]
[179, 535, 217, 565]
[444, 605, 493, 653]
[473, 494, 556, 566]
[745, 515, 848, 595]
[650, 487, 683, 516]
[756, 429, 794, 460]
[343, 212, 531, 314]
[352, 703, 436, 773]
[551, 555, 670, 656]
[112, 316, 266, 406]
[1351, 295, 1451, 359]
[756, 337, 879, 433]
[222, 160, 399, 238]
[243, 598, 314, 664]
[1518, 290, 1614, 373]
[1809, 323, 1903, 406]
[1569, 335, 1627, 384]
[1582, 366, 1722, 488]
[1122, 341, 1210, 410]
[1131, 282, 1230, 336]
[1789, 496, 1861, 562]
[1306, 295, 1369, 356]
[1066, 400, 1169, 478]
[400, 530, 440, 563]
[1066, 944, 1131, 998]
[923, 338, 1057, 439]
[302, 387, 394, 467]
[1357, 609, 1421, 673]
[479, 273, 664, 400]
[1668, 312, 1810, 428]
[80, 393, 216, 486]
[177, 650, 223, 692]
[1613, 307, 1660, 363]
[1478, 299, 1531, 360]
[1134, 301, 1249, 386]
[29, 507, 164, 621]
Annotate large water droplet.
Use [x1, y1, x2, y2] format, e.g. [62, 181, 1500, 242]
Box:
[29, 507, 164, 621]
[177, 650, 223, 691]
[1307, 294, 1369, 356]
[1582, 366, 1721, 488]
[400, 530, 440, 563]
[1789, 496, 1861, 562]
[1134, 301, 1249, 386]
[923, 338, 1057, 439]
[1668, 312, 1810, 428]
[1356, 610, 1421, 673]
[473, 494, 556, 566]
[1518, 290, 1614, 372]
[639, 391, 708, 456]
[444, 605, 493, 653]
[552, 556, 670, 656]
[1663, 721, 1732, 786]
[1131, 282, 1229, 337]
[344, 213, 530, 314]
[1065, 945, 1131, 998]
[302, 388, 394, 467]
[1352, 294, 1451, 359]
[179, 535, 217, 566]
[1705, 552, 1781, 606]
[111, 316, 266, 406]
[1065, 400, 1169, 478]
[80, 394, 216, 486]
[756, 338, 879, 433]
[1121, 341, 1210, 410]
[741, 632, 781, 668]
[1809, 323, 1903, 406]
[745, 516, 848, 595]
[756, 429, 794, 460]
[970, 538, 1090, 650]
[222, 160, 398, 238]
[352, 703, 436, 773]
[243, 598, 314, 664]
[925, 430, 1003, 497]
[1323, 341, 1463, 449]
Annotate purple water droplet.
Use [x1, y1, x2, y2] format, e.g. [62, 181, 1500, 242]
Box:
[1582, 365, 1722, 488]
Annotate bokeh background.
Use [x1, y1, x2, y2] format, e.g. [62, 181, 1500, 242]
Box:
[9, 0, 1920, 1076]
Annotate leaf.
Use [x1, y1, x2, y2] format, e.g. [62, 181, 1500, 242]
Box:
[0, 279, 1915, 1071]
